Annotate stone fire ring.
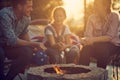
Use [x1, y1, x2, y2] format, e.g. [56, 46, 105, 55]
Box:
[27, 64, 108, 80]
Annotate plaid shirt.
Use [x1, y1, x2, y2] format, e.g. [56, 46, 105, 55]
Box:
[0, 7, 30, 46]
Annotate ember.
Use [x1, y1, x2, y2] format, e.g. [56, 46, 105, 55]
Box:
[53, 65, 65, 75]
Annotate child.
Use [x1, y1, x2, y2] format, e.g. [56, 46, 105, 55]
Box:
[44, 6, 80, 64]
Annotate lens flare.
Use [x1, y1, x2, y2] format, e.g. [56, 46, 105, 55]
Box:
[63, 0, 84, 20]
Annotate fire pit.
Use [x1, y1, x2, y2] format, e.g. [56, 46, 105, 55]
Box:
[27, 64, 108, 80]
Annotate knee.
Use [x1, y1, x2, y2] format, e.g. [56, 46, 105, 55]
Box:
[19, 46, 33, 60]
[69, 46, 80, 57]
[45, 48, 59, 63]
[45, 48, 58, 57]
[80, 45, 92, 56]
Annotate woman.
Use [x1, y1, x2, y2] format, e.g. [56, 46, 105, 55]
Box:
[45, 6, 80, 64]
[79, 0, 120, 69]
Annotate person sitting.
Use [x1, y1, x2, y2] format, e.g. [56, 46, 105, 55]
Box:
[44, 6, 80, 64]
[79, 0, 120, 69]
[0, 0, 46, 80]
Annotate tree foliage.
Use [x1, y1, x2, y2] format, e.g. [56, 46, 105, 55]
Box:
[32, 0, 63, 20]
[0, 0, 63, 19]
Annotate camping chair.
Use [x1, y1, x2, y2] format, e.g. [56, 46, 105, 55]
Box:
[110, 53, 120, 80]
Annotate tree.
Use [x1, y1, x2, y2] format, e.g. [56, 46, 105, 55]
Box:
[31, 0, 63, 20]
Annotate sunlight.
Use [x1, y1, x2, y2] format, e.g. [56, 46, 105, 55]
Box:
[87, 0, 94, 4]
[62, 0, 94, 20]
[63, 0, 84, 20]
[62, 0, 94, 29]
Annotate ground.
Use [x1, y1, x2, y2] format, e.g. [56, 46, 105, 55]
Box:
[13, 62, 120, 80]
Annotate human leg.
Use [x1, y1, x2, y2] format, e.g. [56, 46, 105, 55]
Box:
[66, 45, 80, 64]
[93, 42, 119, 69]
[0, 46, 5, 80]
[79, 45, 93, 66]
[45, 48, 61, 64]
[3, 46, 33, 80]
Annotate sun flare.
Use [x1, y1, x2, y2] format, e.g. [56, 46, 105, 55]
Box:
[62, 0, 94, 29]
[63, 0, 84, 20]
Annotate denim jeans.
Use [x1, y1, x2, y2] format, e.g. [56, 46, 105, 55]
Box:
[3, 46, 33, 80]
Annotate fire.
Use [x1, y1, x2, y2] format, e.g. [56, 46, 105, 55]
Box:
[53, 65, 64, 75]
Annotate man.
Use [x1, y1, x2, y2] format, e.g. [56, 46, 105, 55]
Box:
[0, 0, 46, 80]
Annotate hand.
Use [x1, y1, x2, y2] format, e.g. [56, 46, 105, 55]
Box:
[80, 37, 94, 46]
[39, 43, 47, 50]
[57, 42, 66, 51]
[34, 42, 47, 51]
[85, 38, 93, 46]
[80, 37, 87, 45]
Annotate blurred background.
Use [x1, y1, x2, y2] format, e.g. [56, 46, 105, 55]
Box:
[0, 0, 120, 37]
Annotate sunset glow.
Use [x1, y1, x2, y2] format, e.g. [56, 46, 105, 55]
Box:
[63, 0, 84, 20]
[62, 0, 94, 20]
[62, 0, 94, 29]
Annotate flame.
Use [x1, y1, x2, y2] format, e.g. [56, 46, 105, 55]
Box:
[53, 65, 64, 75]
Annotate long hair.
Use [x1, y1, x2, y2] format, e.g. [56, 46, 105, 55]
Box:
[94, 0, 111, 15]
[51, 6, 67, 22]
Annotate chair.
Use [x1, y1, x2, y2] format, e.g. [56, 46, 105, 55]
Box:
[110, 53, 120, 80]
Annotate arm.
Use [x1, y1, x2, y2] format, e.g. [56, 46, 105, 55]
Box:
[19, 32, 31, 41]
[87, 36, 111, 43]
[46, 35, 56, 47]
[46, 35, 65, 51]
[0, 14, 17, 46]
[45, 27, 65, 51]
[81, 36, 111, 46]
[84, 15, 94, 38]
[80, 15, 94, 45]
[45, 27, 59, 47]
[64, 26, 72, 47]
[106, 13, 119, 40]
[82, 13, 119, 45]
[16, 38, 45, 48]
[64, 26, 72, 45]
[0, 14, 46, 50]
[91, 13, 119, 43]
[64, 34, 72, 48]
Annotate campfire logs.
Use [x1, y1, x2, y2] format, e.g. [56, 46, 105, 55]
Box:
[27, 64, 108, 80]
